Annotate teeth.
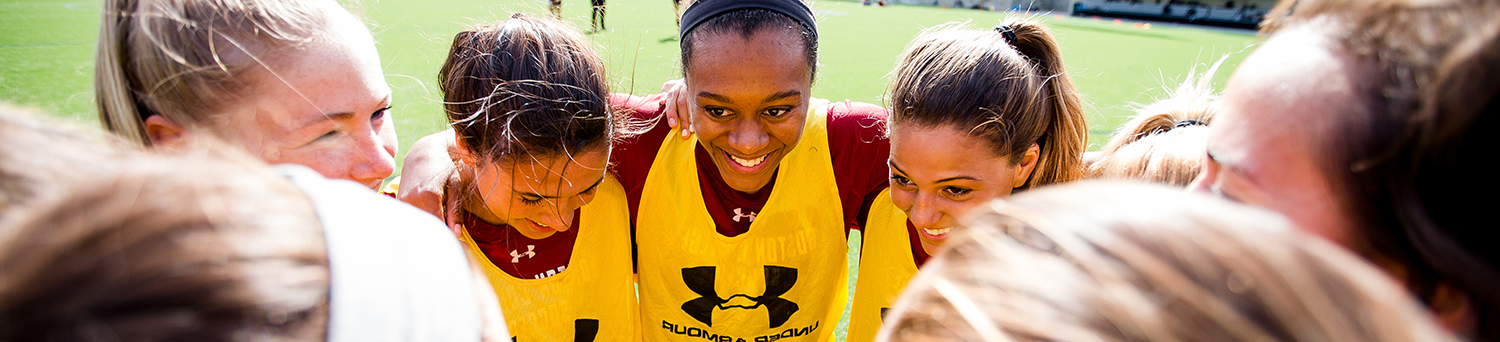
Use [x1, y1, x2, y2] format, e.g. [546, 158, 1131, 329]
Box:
[532, 220, 550, 228]
[922, 227, 953, 236]
[730, 154, 767, 168]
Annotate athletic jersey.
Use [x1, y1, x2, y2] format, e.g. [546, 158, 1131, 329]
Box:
[462, 210, 579, 280]
[636, 102, 846, 342]
[847, 190, 920, 342]
[610, 94, 890, 236]
[456, 176, 638, 342]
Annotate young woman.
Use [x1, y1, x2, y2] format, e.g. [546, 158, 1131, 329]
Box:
[421, 14, 638, 341]
[0, 111, 509, 341]
[877, 181, 1456, 342]
[615, 1, 892, 340]
[846, 20, 1089, 342]
[403, 1, 891, 340]
[96, 0, 398, 190]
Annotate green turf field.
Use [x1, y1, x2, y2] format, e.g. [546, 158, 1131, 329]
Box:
[1, 0, 1257, 160]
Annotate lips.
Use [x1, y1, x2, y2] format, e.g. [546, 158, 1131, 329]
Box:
[722, 149, 775, 173]
[526, 219, 556, 232]
[918, 227, 953, 243]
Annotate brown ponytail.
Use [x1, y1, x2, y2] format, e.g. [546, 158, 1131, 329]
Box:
[1005, 18, 1088, 188]
[887, 19, 1087, 190]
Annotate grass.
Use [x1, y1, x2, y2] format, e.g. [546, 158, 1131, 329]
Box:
[1, 0, 1257, 161]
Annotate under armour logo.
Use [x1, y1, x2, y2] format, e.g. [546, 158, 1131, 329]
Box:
[510, 245, 536, 263]
[509, 318, 597, 342]
[732, 208, 757, 222]
[680, 265, 800, 328]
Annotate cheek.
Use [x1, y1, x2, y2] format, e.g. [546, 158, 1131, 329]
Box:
[889, 187, 915, 210]
[769, 120, 805, 147]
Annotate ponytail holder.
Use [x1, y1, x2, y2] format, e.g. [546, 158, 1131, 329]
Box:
[995, 25, 1017, 46]
[1174, 119, 1206, 128]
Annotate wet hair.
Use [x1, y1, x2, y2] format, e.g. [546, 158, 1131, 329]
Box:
[438, 13, 614, 164]
[679, 0, 819, 81]
[1, 104, 133, 214]
[887, 19, 1088, 190]
[881, 181, 1457, 342]
[1088, 59, 1222, 187]
[95, 0, 342, 145]
[0, 149, 329, 341]
[1262, 0, 1500, 336]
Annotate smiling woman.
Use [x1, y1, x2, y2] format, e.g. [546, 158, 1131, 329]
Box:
[94, 0, 397, 190]
[847, 19, 1089, 342]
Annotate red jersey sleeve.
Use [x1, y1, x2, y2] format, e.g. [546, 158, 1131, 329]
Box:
[609, 93, 671, 223]
[825, 100, 892, 233]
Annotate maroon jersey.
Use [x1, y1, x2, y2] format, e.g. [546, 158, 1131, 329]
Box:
[609, 93, 892, 237]
[463, 210, 581, 279]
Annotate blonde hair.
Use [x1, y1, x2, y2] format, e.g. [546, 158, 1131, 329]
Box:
[1, 104, 133, 214]
[880, 181, 1455, 342]
[887, 19, 1089, 189]
[0, 148, 329, 341]
[1087, 58, 1224, 187]
[95, 0, 342, 145]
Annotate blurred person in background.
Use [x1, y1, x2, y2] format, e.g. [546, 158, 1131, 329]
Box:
[878, 181, 1457, 342]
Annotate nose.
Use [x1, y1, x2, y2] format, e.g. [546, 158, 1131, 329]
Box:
[348, 126, 397, 189]
[1186, 168, 1213, 194]
[727, 117, 770, 153]
[905, 191, 945, 229]
[539, 205, 575, 231]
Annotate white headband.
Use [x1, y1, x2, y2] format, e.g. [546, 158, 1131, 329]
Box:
[278, 165, 485, 342]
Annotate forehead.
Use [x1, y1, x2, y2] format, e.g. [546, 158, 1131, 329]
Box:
[1211, 24, 1363, 177]
[890, 125, 1012, 178]
[686, 30, 811, 91]
[488, 149, 609, 193]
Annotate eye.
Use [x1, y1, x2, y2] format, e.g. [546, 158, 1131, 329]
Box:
[942, 186, 973, 198]
[763, 107, 793, 118]
[309, 130, 339, 145]
[704, 107, 730, 118]
[520, 195, 544, 206]
[371, 106, 391, 121]
[890, 175, 915, 188]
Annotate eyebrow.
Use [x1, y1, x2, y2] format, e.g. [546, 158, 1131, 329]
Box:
[296, 95, 392, 130]
[763, 90, 802, 103]
[695, 90, 804, 105]
[887, 160, 980, 183]
[1206, 149, 1257, 184]
[517, 176, 606, 199]
[697, 92, 734, 105]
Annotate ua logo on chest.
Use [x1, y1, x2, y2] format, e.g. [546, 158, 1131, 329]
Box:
[510, 245, 536, 263]
[732, 208, 757, 222]
[509, 319, 598, 342]
[680, 266, 800, 328]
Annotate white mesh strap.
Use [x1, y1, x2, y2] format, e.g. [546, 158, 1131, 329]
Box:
[278, 165, 482, 342]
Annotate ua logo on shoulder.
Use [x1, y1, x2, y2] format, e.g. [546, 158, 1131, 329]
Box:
[680, 265, 800, 328]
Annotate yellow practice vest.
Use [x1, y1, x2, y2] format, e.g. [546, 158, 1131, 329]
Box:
[846, 190, 917, 342]
[637, 102, 847, 342]
[456, 176, 639, 342]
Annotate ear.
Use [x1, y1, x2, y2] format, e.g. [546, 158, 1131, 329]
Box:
[143, 115, 193, 150]
[452, 135, 478, 166]
[1012, 143, 1041, 189]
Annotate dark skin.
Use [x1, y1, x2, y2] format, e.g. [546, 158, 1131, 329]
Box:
[676, 28, 814, 193]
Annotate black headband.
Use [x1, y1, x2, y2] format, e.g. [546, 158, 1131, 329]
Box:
[679, 0, 817, 40]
